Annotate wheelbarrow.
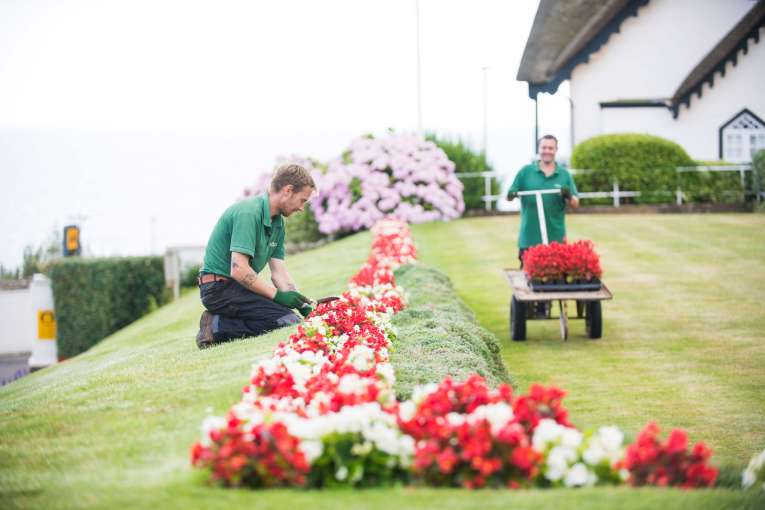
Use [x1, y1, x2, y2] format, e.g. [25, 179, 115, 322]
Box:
[505, 188, 613, 341]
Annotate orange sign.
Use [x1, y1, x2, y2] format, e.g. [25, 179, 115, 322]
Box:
[38, 310, 56, 340]
[66, 226, 80, 252]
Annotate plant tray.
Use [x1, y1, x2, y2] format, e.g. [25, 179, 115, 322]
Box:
[529, 280, 602, 292]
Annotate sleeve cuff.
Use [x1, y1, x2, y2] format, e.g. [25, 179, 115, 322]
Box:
[230, 246, 255, 257]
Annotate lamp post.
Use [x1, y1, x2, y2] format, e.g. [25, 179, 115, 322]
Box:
[415, 0, 423, 133]
[481, 66, 491, 155]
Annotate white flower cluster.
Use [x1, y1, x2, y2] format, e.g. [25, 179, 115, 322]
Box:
[532, 419, 626, 487]
[743, 448, 765, 490]
[285, 402, 416, 469]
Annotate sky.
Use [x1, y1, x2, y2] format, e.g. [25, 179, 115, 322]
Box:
[0, 0, 571, 268]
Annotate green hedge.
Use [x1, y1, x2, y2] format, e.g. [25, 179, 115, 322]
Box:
[426, 134, 499, 211]
[49, 256, 168, 358]
[285, 203, 324, 243]
[571, 133, 694, 204]
[570, 134, 761, 204]
[678, 161, 751, 204]
[391, 263, 510, 400]
[754, 149, 765, 202]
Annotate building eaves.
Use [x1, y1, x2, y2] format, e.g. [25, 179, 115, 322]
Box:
[670, 1, 765, 118]
[517, 0, 650, 98]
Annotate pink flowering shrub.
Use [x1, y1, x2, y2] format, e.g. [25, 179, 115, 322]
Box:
[311, 134, 465, 235]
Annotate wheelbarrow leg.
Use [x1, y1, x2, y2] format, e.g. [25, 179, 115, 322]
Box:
[559, 300, 568, 341]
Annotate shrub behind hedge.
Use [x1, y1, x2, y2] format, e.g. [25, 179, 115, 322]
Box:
[754, 149, 765, 201]
[285, 203, 323, 243]
[49, 256, 167, 358]
[427, 134, 499, 211]
[391, 263, 510, 399]
[570, 133, 694, 204]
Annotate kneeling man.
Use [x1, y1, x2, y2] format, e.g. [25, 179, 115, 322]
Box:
[196, 164, 315, 349]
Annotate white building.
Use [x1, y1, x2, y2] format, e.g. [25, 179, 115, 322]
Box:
[517, 0, 765, 162]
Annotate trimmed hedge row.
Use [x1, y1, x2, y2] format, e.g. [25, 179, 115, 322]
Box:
[570, 133, 756, 204]
[49, 256, 168, 358]
[754, 149, 765, 201]
[571, 133, 694, 204]
[391, 263, 510, 400]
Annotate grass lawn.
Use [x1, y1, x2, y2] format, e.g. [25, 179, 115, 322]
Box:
[2, 214, 764, 509]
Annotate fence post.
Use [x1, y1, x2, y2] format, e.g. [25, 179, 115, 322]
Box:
[484, 174, 491, 211]
[613, 181, 620, 208]
[676, 187, 683, 205]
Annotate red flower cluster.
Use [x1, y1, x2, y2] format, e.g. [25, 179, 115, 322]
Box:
[522, 240, 602, 282]
[190, 418, 310, 488]
[620, 422, 718, 488]
[398, 375, 571, 488]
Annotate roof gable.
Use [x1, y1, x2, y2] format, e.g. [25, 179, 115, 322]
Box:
[670, 1, 765, 118]
[517, 0, 650, 98]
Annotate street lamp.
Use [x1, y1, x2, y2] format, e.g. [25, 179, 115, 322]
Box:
[415, 0, 423, 133]
[481, 66, 491, 155]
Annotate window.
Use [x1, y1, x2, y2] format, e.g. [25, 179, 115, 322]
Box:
[720, 109, 765, 162]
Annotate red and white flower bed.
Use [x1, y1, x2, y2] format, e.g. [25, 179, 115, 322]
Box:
[191, 219, 718, 490]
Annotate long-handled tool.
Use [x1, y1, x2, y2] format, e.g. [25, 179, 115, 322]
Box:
[300, 295, 340, 311]
[515, 188, 562, 245]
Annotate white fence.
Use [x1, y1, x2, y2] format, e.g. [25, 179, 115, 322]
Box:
[458, 164, 760, 211]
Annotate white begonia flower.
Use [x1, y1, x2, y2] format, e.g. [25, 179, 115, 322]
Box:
[742, 467, 756, 489]
[446, 412, 467, 427]
[335, 465, 349, 481]
[583, 443, 606, 465]
[564, 463, 597, 487]
[349, 345, 375, 371]
[561, 427, 583, 449]
[338, 374, 364, 395]
[742, 448, 765, 489]
[412, 383, 439, 404]
[468, 403, 514, 435]
[546, 445, 578, 482]
[398, 400, 417, 422]
[376, 362, 395, 386]
[532, 418, 564, 451]
[300, 439, 324, 464]
[597, 425, 624, 451]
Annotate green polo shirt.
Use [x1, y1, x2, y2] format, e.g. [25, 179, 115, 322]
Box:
[509, 161, 578, 248]
[202, 193, 285, 277]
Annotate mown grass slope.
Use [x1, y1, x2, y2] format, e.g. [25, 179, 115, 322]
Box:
[2, 215, 764, 509]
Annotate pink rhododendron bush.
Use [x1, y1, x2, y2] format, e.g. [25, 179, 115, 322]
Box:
[191, 219, 719, 490]
[242, 133, 465, 236]
[310, 134, 464, 235]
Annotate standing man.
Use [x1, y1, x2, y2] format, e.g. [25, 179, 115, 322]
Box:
[196, 164, 316, 349]
[507, 134, 580, 267]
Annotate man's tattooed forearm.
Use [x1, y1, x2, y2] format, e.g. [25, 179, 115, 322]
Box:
[242, 271, 259, 292]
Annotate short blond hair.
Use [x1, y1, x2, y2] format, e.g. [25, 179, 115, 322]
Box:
[270, 164, 316, 193]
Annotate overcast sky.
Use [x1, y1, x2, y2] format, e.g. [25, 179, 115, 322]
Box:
[0, 0, 570, 268]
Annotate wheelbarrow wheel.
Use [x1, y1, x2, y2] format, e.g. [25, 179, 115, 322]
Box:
[511, 296, 527, 341]
[585, 301, 602, 339]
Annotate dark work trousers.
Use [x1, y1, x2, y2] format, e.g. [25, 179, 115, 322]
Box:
[518, 248, 528, 269]
[199, 279, 300, 342]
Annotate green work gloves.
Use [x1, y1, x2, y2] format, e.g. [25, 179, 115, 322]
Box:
[506, 189, 518, 200]
[298, 304, 313, 318]
[560, 186, 572, 200]
[274, 289, 311, 310]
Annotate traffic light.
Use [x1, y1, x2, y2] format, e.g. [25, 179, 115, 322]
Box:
[63, 225, 81, 257]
